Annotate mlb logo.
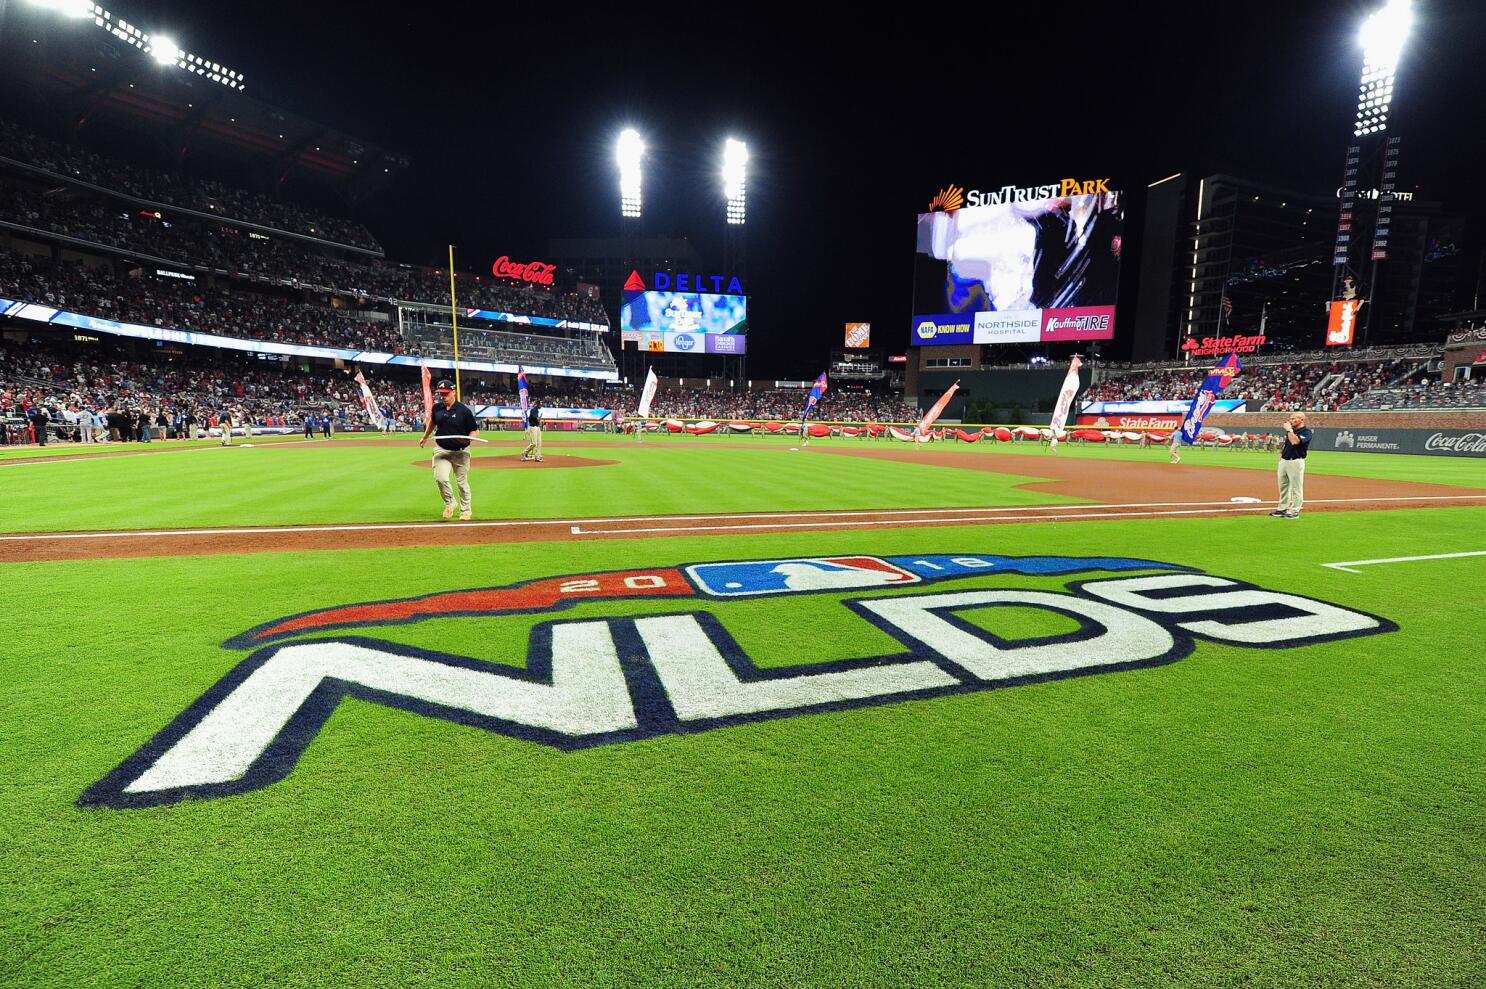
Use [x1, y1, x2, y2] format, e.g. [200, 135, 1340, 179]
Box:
[687, 556, 920, 597]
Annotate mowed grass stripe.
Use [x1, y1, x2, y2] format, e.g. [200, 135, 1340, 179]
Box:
[0, 441, 1084, 533]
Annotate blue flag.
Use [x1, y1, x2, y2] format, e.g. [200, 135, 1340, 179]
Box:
[800, 372, 828, 437]
[517, 367, 529, 428]
[1177, 353, 1241, 445]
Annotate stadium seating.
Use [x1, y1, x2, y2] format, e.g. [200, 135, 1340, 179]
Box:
[1341, 376, 1486, 410]
[1, 333, 918, 443]
[0, 171, 607, 324]
[0, 118, 379, 251]
[1084, 355, 1420, 411]
[0, 247, 611, 372]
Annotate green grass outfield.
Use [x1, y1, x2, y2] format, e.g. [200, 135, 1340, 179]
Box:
[2, 431, 1484, 533]
[3, 437, 1486, 987]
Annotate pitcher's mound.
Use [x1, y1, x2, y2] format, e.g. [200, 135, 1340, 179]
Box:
[411, 454, 618, 470]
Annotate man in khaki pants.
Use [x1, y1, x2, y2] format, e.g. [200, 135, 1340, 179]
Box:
[419, 379, 479, 520]
[521, 401, 543, 463]
[1270, 411, 1312, 519]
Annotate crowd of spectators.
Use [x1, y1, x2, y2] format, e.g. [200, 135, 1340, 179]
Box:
[0, 330, 922, 446]
[0, 249, 413, 353]
[637, 387, 919, 422]
[1341, 374, 1486, 410]
[0, 118, 380, 250]
[0, 173, 608, 324]
[1083, 358, 1415, 412]
[405, 324, 613, 370]
[0, 337, 374, 444]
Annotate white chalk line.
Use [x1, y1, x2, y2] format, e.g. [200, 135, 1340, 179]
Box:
[571, 505, 1304, 535]
[1321, 550, 1486, 573]
[5, 493, 1482, 545]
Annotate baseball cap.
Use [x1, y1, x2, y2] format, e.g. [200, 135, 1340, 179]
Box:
[435, 379, 455, 393]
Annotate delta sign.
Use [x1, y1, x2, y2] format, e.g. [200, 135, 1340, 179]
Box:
[624, 270, 745, 295]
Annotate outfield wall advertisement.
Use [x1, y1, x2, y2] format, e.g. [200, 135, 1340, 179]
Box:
[1312, 428, 1486, 457]
[913, 179, 1123, 347]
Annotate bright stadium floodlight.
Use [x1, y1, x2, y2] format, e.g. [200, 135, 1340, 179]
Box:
[617, 128, 644, 219]
[24, 0, 92, 16]
[723, 138, 748, 225]
[149, 35, 180, 66]
[1354, 0, 1411, 137]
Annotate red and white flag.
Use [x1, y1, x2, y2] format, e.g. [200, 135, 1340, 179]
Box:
[354, 370, 386, 430]
[1047, 356, 1083, 450]
[636, 367, 659, 419]
[915, 380, 959, 441]
[420, 365, 433, 425]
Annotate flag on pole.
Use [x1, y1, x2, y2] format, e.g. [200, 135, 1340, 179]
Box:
[915, 380, 959, 441]
[420, 365, 433, 426]
[517, 366, 530, 428]
[636, 367, 659, 418]
[1047, 355, 1083, 450]
[800, 372, 828, 437]
[353, 370, 386, 431]
[1176, 353, 1242, 445]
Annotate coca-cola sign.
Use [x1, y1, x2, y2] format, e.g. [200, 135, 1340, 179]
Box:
[1425, 432, 1486, 454]
[491, 256, 556, 286]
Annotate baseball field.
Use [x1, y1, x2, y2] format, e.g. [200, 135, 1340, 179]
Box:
[4, 431, 1485, 987]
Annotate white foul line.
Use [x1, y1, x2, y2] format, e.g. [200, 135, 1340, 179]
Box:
[568, 506, 1287, 535]
[2, 494, 1484, 544]
[1321, 550, 1486, 574]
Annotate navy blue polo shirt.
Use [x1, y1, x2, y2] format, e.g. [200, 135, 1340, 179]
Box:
[1281, 425, 1312, 460]
[432, 401, 478, 450]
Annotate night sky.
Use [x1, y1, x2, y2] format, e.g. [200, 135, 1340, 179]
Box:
[127, 1, 1486, 376]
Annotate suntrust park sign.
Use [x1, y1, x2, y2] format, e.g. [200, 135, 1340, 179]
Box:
[929, 178, 1113, 212]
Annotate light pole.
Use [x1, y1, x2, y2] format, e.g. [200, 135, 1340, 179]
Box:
[1332, 0, 1413, 348]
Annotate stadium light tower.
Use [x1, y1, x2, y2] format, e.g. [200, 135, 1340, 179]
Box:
[24, 0, 92, 16]
[1354, 0, 1411, 136]
[149, 35, 181, 66]
[1332, 0, 1413, 348]
[617, 129, 644, 219]
[723, 138, 748, 225]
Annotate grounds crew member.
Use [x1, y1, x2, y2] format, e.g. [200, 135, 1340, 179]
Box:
[1270, 411, 1312, 519]
[522, 401, 544, 463]
[420, 379, 478, 520]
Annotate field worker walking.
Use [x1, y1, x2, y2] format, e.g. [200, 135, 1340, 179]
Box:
[1271, 411, 1312, 519]
[219, 410, 232, 447]
[420, 378, 478, 520]
[522, 401, 544, 463]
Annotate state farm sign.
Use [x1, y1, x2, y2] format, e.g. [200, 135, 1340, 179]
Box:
[1181, 333, 1265, 357]
[491, 255, 556, 286]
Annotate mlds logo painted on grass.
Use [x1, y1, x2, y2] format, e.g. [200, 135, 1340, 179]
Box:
[82, 553, 1396, 809]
